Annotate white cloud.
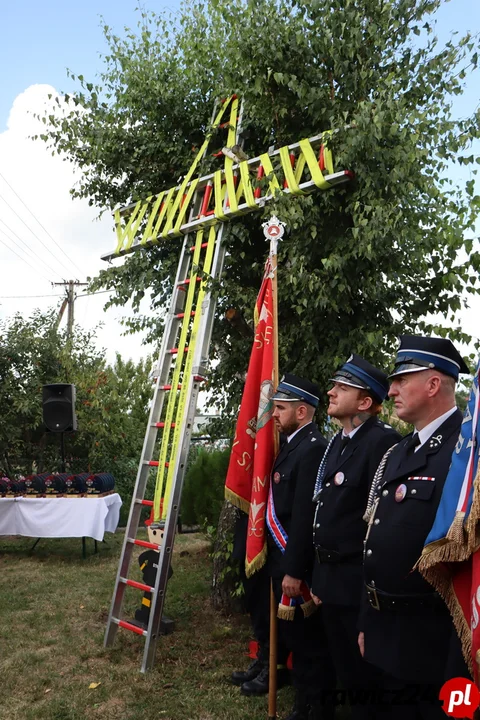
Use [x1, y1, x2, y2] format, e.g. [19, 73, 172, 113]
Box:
[0, 84, 154, 365]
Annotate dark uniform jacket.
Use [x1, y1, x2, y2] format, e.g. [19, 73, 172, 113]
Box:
[267, 422, 327, 581]
[361, 408, 462, 684]
[312, 417, 401, 606]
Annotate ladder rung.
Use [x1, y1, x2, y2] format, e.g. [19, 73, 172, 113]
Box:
[218, 116, 239, 129]
[161, 384, 182, 390]
[154, 422, 176, 428]
[116, 618, 148, 636]
[121, 577, 155, 593]
[137, 499, 154, 507]
[190, 242, 208, 251]
[177, 277, 201, 287]
[167, 347, 189, 355]
[199, 182, 213, 217]
[130, 538, 161, 550]
[193, 375, 206, 382]
[254, 164, 265, 199]
[146, 460, 170, 467]
[175, 311, 196, 319]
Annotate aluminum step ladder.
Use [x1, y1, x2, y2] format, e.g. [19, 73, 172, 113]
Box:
[104, 96, 243, 672]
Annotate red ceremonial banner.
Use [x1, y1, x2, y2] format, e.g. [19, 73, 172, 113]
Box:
[225, 259, 276, 577]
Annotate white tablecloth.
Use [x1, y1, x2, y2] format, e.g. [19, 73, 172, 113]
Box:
[0, 494, 122, 542]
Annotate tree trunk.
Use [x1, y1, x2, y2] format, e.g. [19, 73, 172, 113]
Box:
[211, 500, 243, 614]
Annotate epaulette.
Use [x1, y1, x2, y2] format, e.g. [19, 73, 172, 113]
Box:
[376, 420, 394, 430]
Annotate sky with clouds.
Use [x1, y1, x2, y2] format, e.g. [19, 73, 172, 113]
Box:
[0, 1, 180, 365]
[0, 0, 479, 368]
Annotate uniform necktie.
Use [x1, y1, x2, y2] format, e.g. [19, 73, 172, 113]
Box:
[340, 436, 351, 454]
[405, 433, 421, 454]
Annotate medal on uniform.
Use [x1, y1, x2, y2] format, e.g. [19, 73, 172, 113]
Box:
[334, 472, 345, 486]
[273, 472, 281, 484]
[395, 483, 407, 502]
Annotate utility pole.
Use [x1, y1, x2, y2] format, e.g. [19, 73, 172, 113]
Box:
[52, 280, 88, 339]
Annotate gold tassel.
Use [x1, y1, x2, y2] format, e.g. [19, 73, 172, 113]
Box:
[446, 512, 467, 545]
[362, 507, 373, 523]
[301, 599, 317, 619]
[277, 603, 295, 621]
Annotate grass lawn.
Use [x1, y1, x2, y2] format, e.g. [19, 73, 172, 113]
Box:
[0, 530, 301, 720]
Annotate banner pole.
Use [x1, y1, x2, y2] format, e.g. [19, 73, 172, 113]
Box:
[264, 216, 284, 720]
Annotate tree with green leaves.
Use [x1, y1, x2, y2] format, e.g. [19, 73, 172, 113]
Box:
[37, 0, 480, 430]
[0, 309, 152, 520]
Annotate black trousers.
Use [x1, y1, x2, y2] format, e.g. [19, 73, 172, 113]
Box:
[373, 676, 445, 720]
[371, 626, 471, 720]
[271, 575, 335, 711]
[322, 603, 384, 720]
[240, 562, 288, 664]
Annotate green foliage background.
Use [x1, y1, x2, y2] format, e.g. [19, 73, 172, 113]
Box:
[181, 446, 230, 526]
[36, 0, 480, 433]
[0, 309, 153, 524]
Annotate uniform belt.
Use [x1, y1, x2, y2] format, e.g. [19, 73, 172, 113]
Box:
[365, 583, 444, 612]
[315, 545, 362, 564]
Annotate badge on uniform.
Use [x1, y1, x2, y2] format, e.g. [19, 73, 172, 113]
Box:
[273, 472, 281, 484]
[395, 483, 407, 502]
[334, 472, 345, 486]
[429, 434, 442, 449]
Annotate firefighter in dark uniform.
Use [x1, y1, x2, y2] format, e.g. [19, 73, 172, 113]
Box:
[230, 507, 290, 695]
[267, 374, 335, 720]
[360, 335, 470, 719]
[311, 354, 401, 719]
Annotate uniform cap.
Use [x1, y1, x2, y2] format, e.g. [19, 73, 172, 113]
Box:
[272, 373, 320, 408]
[388, 335, 469, 380]
[330, 353, 389, 403]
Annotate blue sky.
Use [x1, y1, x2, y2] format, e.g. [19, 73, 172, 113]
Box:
[0, 0, 478, 362]
[0, 0, 478, 131]
[0, 0, 181, 132]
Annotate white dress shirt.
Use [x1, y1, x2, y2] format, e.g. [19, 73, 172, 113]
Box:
[413, 406, 457, 451]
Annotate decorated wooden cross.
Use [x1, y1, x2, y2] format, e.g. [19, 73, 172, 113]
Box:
[102, 95, 352, 262]
[103, 94, 353, 677]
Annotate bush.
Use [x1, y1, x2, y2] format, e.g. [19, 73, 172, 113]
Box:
[181, 447, 230, 526]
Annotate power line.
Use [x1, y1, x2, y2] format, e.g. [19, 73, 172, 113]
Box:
[0, 170, 86, 277]
[0, 289, 113, 299]
[0, 186, 82, 278]
[0, 189, 74, 277]
[0, 233, 52, 283]
[77, 289, 113, 298]
[0, 293, 64, 299]
[0, 218, 61, 279]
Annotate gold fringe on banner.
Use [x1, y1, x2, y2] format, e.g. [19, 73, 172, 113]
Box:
[224, 488, 251, 516]
[245, 543, 267, 578]
[416, 467, 480, 678]
[465, 465, 480, 553]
